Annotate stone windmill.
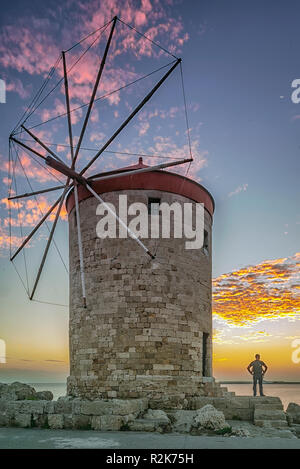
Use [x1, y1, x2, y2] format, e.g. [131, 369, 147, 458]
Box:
[8, 16, 220, 401]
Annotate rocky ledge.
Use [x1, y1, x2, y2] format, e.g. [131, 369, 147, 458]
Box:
[0, 382, 299, 439]
[0, 382, 53, 401]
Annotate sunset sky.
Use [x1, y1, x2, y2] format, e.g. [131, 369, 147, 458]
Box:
[0, 0, 299, 383]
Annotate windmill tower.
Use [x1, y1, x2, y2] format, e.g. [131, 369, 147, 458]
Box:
[8, 16, 217, 401]
[66, 158, 214, 399]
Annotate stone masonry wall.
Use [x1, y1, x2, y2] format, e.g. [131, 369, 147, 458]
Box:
[67, 190, 213, 399]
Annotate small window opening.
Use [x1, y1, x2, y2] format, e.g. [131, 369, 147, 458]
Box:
[203, 229, 209, 256]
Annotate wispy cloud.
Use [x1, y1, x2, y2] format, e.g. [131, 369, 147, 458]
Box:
[228, 183, 248, 198]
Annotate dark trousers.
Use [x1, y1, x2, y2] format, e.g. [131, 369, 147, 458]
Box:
[253, 374, 263, 396]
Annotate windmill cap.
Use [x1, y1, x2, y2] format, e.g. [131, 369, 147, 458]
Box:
[66, 158, 215, 217]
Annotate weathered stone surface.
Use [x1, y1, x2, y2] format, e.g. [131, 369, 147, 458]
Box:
[144, 409, 170, 424]
[194, 404, 229, 431]
[188, 397, 214, 410]
[91, 415, 123, 431]
[80, 398, 148, 416]
[254, 403, 283, 411]
[0, 382, 37, 401]
[286, 402, 300, 424]
[170, 410, 196, 433]
[223, 408, 253, 421]
[290, 423, 300, 436]
[212, 398, 227, 410]
[3, 400, 47, 420]
[72, 414, 91, 429]
[128, 419, 157, 432]
[249, 396, 282, 408]
[67, 190, 214, 399]
[14, 413, 32, 428]
[48, 414, 64, 429]
[0, 411, 8, 426]
[36, 391, 53, 401]
[254, 409, 287, 421]
[122, 413, 136, 424]
[149, 395, 188, 410]
[231, 427, 251, 437]
[228, 420, 296, 439]
[254, 419, 288, 429]
[62, 414, 73, 429]
[228, 397, 251, 409]
[45, 397, 72, 414]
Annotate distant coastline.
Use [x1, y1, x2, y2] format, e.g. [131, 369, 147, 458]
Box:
[220, 381, 300, 385]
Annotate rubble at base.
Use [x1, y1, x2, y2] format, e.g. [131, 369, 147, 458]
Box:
[0, 382, 298, 439]
[0, 382, 53, 401]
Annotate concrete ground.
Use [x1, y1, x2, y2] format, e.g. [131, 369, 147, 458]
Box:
[0, 427, 300, 449]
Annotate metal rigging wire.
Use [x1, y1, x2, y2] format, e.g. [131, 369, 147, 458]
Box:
[12, 21, 111, 135]
[12, 55, 62, 134]
[9, 141, 69, 300]
[13, 60, 177, 134]
[10, 143, 30, 295]
[16, 139, 186, 161]
[7, 15, 195, 306]
[117, 17, 178, 60]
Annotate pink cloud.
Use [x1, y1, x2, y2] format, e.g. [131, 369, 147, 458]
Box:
[6, 79, 32, 99]
[0, 1, 188, 80]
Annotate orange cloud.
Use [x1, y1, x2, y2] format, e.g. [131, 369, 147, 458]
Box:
[0, 225, 22, 249]
[213, 253, 300, 326]
[1, 195, 67, 231]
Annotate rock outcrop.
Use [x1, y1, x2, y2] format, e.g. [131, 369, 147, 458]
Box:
[194, 404, 229, 431]
[286, 403, 300, 424]
[0, 383, 53, 402]
[0, 382, 37, 401]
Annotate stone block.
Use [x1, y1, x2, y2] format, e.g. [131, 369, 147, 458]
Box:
[212, 398, 227, 409]
[80, 398, 147, 417]
[36, 391, 53, 401]
[6, 400, 47, 417]
[249, 396, 282, 408]
[254, 419, 288, 429]
[170, 410, 196, 433]
[45, 401, 56, 414]
[149, 395, 187, 410]
[63, 414, 73, 429]
[144, 409, 170, 424]
[72, 414, 91, 429]
[48, 414, 64, 429]
[223, 408, 253, 421]
[128, 419, 157, 432]
[187, 397, 214, 410]
[0, 411, 8, 426]
[228, 397, 251, 409]
[254, 409, 287, 421]
[0, 382, 37, 401]
[14, 413, 32, 428]
[286, 402, 300, 424]
[91, 415, 123, 431]
[254, 403, 284, 411]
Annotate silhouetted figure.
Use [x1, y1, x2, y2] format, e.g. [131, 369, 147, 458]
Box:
[247, 354, 268, 396]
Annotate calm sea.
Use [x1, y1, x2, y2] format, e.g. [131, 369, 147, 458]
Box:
[30, 382, 300, 410]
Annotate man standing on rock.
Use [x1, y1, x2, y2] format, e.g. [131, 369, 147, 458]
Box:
[247, 354, 268, 397]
